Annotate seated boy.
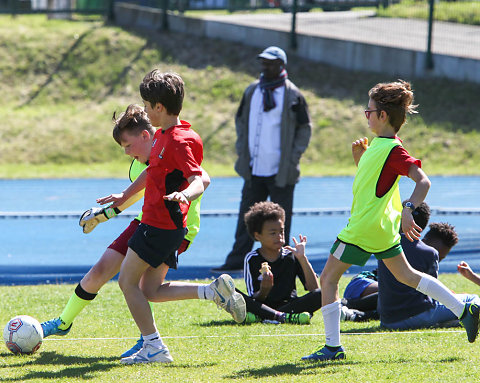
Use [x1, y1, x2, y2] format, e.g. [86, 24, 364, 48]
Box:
[341, 269, 379, 321]
[379, 216, 480, 330]
[238, 201, 322, 324]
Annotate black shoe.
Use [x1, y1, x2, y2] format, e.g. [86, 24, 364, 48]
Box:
[210, 264, 243, 274]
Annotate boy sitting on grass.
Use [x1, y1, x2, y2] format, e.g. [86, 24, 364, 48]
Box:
[238, 201, 322, 324]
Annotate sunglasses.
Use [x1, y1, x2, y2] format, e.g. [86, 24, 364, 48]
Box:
[364, 109, 378, 119]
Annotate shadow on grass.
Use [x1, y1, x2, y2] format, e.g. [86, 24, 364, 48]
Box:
[0, 351, 120, 381]
[341, 324, 385, 333]
[226, 354, 464, 379]
[227, 360, 358, 379]
[197, 319, 240, 327]
[17, 25, 100, 109]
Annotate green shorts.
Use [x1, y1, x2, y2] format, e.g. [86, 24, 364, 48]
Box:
[330, 239, 402, 266]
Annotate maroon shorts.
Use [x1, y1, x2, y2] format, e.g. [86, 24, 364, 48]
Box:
[107, 219, 141, 256]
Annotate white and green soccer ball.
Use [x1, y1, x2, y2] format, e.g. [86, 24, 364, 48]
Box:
[3, 315, 43, 355]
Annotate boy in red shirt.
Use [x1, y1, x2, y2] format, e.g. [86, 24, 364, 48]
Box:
[99, 72, 245, 364]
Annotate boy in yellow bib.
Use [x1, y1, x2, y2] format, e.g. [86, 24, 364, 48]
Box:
[302, 80, 480, 361]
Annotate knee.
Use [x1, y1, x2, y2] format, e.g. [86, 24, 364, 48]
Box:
[118, 272, 130, 294]
[141, 285, 156, 301]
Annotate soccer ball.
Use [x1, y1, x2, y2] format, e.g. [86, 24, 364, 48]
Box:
[3, 315, 43, 355]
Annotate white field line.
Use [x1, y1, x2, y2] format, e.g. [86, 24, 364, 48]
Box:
[43, 329, 464, 342]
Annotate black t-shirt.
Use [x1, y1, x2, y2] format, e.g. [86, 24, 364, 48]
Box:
[378, 234, 439, 324]
[244, 248, 307, 308]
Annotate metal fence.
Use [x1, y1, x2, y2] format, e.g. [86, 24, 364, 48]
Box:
[2, 0, 479, 71]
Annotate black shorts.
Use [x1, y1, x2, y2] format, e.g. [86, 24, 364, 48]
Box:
[128, 223, 185, 269]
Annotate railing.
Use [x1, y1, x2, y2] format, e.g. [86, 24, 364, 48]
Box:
[0, 0, 112, 15]
[1, 208, 479, 219]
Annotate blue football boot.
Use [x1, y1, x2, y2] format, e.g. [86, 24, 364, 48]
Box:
[460, 302, 480, 343]
[301, 345, 346, 361]
[40, 318, 72, 338]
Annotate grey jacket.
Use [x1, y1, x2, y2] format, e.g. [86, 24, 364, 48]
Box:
[234, 79, 312, 187]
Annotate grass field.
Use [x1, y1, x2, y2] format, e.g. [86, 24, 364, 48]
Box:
[377, 0, 480, 25]
[1, 275, 480, 382]
[1, 15, 480, 178]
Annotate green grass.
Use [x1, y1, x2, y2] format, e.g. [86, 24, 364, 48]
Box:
[377, 0, 480, 25]
[1, 274, 480, 382]
[1, 15, 480, 178]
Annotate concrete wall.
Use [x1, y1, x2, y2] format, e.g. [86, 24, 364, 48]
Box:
[114, 2, 480, 84]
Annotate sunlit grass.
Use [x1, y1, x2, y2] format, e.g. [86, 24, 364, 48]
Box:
[1, 274, 480, 381]
[1, 15, 480, 179]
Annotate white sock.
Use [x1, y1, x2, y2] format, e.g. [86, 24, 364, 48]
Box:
[321, 300, 342, 347]
[143, 331, 164, 347]
[416, 274, 465, 318]
[197, 285, 214, 300]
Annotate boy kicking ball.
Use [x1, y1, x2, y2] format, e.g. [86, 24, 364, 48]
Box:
[97, 71, 245, 364]
[302, 80, 479, 362]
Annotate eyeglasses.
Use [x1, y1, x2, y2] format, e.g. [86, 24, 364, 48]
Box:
[364, 109, 378, 119]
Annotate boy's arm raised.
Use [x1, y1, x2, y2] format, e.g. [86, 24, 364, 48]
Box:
[285, 234, 320, 291]
[458, 261, 480, 286]
[352, 137, 368, 166]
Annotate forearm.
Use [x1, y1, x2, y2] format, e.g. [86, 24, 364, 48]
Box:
[463, 272, 480, 286]
[122, 169, 147, 201]
[406, 166, 431, 207]
[297, 257, 320, 291]
[182, 175, 204, 201]
[252, 289, 270, 302]
[116, 190, 144, 212]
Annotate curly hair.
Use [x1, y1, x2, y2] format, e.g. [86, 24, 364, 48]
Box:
[140, 70, 184, 115]
[244, 201, 285, 239]
[411, 201, 431, 231]
[112, 104, 154, 146]
[368, 79, 418, 132]
[424, 222, 459, 248]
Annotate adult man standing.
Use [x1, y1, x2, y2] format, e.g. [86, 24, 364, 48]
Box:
[212, 46, 312, 273]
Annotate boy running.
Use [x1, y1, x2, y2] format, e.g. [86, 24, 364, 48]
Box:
[302, 80, 480, 361]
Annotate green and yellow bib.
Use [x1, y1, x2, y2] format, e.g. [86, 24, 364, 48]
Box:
[338, 137, 402, 253]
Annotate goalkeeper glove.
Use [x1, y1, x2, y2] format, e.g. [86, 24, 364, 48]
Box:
[79, 205, 121, 234]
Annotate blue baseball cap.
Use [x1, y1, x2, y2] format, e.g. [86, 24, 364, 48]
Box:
[257, 46, 287, 65]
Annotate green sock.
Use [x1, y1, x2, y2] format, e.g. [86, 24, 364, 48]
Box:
[58, 284, 97, 330]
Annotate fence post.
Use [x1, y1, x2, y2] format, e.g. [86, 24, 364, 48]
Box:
[9, 0, 17, 16]
[290, 0, 297, 49]
[162, 0, 169, 31]
[107, 0, 115, 22]
[426, 0, 435, 69]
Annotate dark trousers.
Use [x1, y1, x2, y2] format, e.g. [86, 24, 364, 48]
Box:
[345, 292, 378, 312]
[237, 289, 322, 320]
[223, 176, 295, 268]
